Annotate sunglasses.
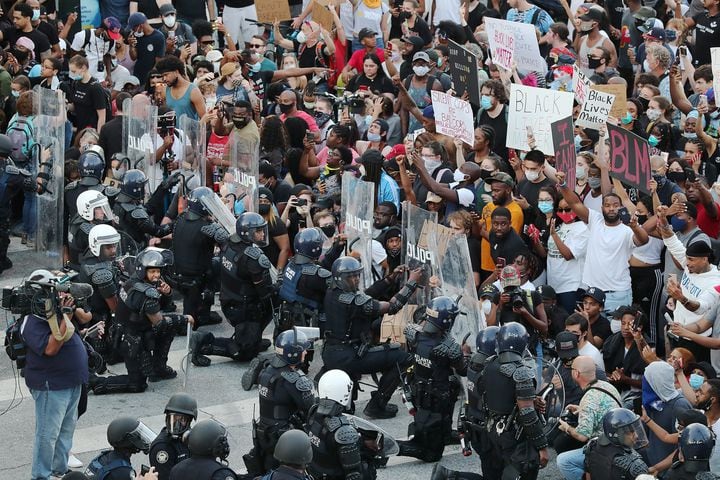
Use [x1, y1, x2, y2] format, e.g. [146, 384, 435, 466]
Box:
[557, 208, 572, 213]
[249, 43, 264, 48]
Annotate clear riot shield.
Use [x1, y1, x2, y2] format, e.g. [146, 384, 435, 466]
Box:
[401, 202, 438, 306]
[178, 115, 207, 188]
[345, 414, 399, 456]
[200, 191, 237, 235]
[341, 173, 375, 289]
[436, 230, 482, 345]
[225, 131, 259, 213]
[523, 356, 565, 436]
[123, 97, 158, 195]
[33, 86, 65, 270]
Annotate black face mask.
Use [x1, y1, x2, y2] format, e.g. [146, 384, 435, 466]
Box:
[315, 111, 332, 127]
[667, 171, 687, 184]
[636, 96, 650, 110]
[588, 58, 602, 69]
[635, 214, 648, 225]
[232, 117, 250, 129]
[480, 169, 492, 180]
[258, 204, 271, 215]
[399, 11, 411, 20]
[700, 398, 714, 411]
[13, 48, 29, 63]
[387, 247, 401, 257]
[320, 225, 336, 237]
[279, 103, 295, 114]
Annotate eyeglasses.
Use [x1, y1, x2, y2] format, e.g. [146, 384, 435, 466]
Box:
[200, 40, 215, 46]
[249, 43, 264, 48]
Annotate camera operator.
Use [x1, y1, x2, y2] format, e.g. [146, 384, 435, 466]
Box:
[20, 270, 89, 480]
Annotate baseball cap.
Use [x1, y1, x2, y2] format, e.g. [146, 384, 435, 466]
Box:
[127, 12, 147, 29]
[258, 187, 274, 204]
[633, 6, 656, 21]
[579, 8, 604, 22]
[555, 331, 579, 359]
[401, 35, 424, 48]
[413, 51, 430, 63]
[102, 17, 122, 41]
[537, 285, 556, 301]
[205, 50, 223, 63]
[480, 283, 500, 299]
[159, 3, 177, 16]
[113, 75, 140, 91]
[421, 105, 434, 119]
[385, 144, 406, 160]
[220, 62, 240, 78]
[425, 49, 439, 64]
[643, 26, 666, 41]
[486, 172, 515, 187]
[500, 265, 522, 288]
[686, 240, 713, 257]
[582, 287, 605, 306]
[426, 192, 442, 203]
[358, 28, 376, 40]
[688, 361, 717, 379]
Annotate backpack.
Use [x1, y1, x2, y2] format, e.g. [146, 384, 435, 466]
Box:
[404, 74, 438, 100]
[73, 79, 113, 124]
[80, 29, 115, 54]
[7, 117, 34, 165]
[4, 316, 27, 369]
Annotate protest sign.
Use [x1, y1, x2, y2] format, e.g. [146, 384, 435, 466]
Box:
[712, 48, 720, 101]
[311, 0, 334, 31]
[447, 40, 480, 106]
[576, 88, 615, 130]
[607, 123, 651, 193]
[431, 91, 474, 146]
[255, 0, 291, 23]
[551, 116, 576, 188]
[484, 18, 545, 74]
[573, 64, 592, 105]
[507, 84, 574, 155]
[593, 83, 627, 119]
[484, 17, 515, 71]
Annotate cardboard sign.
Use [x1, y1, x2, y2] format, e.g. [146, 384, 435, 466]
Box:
[607, 123, 651, 193]
[484, 18, 545, 74]
[431, 91, 474, 147]
[507, 84, 574, 155]
[447, 40, 480, 106]
[255, 0, 292, 23]
[593, 83, 628, 119]
[484, 17, 515, 71]
[573, 64, 592, 105]
[551, 116, 576, 189]
[311, 0, 334, 31]
[712, 48, 720, 102]
[576, 88, 615, 130]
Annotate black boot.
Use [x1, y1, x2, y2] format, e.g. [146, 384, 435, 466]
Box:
[397, 440, 427, 460]
[191, 331, 214, 367]
[431, 464, 451, 480]
[363, 391, 399, 419]
[148, 365, 177, 382]
[241, 352, 273, 391]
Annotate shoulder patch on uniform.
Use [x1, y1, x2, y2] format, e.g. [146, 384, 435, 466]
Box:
[353, 293, 372, 306]
[244, 246, 262, 259]
[133, 282, 161, 299]
[80, 222, 94, 234]
[90, 268, 113, 285]
[325, 416, 342, 431]
[498, 362, 516, 378]
[433, 338, 462, 361]
[120, 202, 135, 212]
[512, 364, 534, 383]
[281, 370, 300, 383]
[301, 264, 320, 276]
[296, 375, 314, 392]
[130, 207, 149, 220]
[155, 450, 169, 464]
[318, 268, 331, 279]
[338, 292, 355, 304]
[334, 424, 359, 445]
[258, 254, 272, 269]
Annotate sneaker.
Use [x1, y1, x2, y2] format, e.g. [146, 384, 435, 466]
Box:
[68, 453, 83, 468]
[20, 233, 27, 245]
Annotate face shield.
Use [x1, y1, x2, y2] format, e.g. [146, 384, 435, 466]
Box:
[617, 418, 649, 449]
[166, 413, 193, 437]
[99, 241, 121, 261]
[127, 420, 156, 453]
[251, 224, 269, 248]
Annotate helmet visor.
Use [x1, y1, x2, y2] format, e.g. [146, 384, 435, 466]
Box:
[98, 240, 121, 261]
[128, 421, 156, 452]
[167, 413, 192, 436]
[617, 418, 649, 449]
[253, 224, 269, 248]
[98, 203, 115, 222]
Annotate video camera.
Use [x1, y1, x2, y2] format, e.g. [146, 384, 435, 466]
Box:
[2, 270, 93, 317]
[158, 114, 176, 137]
[336, 94, 367, 115]
[503, 287, 526, 309]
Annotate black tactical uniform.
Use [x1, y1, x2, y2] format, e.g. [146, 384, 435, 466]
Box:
[85, 449, 134, 480]
[322, 256, 420, 418]
[113, 169, 172, 249]
[585, 408, 649, 480]
[267, 430, 315, 480]
[85, 416, 153, 480]
[667, 423, 719, 480]
[149, 393, 197, 480]
[192, 213, 274, 366]
[398, 296, 467, 463]
[169, 420, 238, 480]
[307, 400, 366, 480]
[0, 134, 33, 272]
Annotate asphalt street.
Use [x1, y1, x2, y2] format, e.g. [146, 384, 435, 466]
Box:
[0, 239, 561, 479]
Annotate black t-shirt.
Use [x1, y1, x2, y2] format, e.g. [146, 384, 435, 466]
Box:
[489, 228, 529, 264]
[293, 39, 329, 77]
[99, 116, 124, 164]
[468, 237, 481, 275]
[271, 179, 293, 205]
[3, 27, 51, 60]
[477, 106, 508, 160]
[407, 17, 433, 46]
[133, 29, 166, 85]
[518, 175, 556, 205]
[346, 74, 396, 95]
[36, 21, 59, 47]
[63, 78, 107, 129]
[590, 314, 613, 344]
[693, 12, 720, 67]
[262, 217, 288, 267]
[248, 70, 275, 101]
[498, 289, 543, 346]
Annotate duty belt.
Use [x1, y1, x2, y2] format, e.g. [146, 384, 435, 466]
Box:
[486, 411, 516, 436]
[323, 337, 361, 346]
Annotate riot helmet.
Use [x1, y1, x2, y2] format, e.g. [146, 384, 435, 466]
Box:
[294, 227, 324, 261]
[318, 369, 353, 407]
[476, 325, 500, 358]
[187, 419, 230, 460]
[78, 145, 106, 184]
[76, 190, 113, 222]
[164, 393, 198, 438]
[107, 416, 155, 453]
[331, 256, 363, 292]
[275, 329, 311, 366]
[274, 429, 313, 466]
[120, 169, 148, 200]
[0, 133, 12, 157]
[603, 408, 649, 449]
[187, 186, 214, 216]
[496, 322, 529, 355]
[680, 423, 715, 464]
[134, 247, 174, 279]
[88, 224, 121, 260]
[236, 212, 268, 247]
[423, 296, 460, 332]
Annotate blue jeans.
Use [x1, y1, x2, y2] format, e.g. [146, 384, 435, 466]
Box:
[605, 289, 633, 333]
[31, 384, 82, 480]
[556, 446, 585, 480]
[23, 190, 36, 237]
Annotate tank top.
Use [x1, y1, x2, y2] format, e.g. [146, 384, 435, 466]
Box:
[578, 35, 606, 76]
[165, 83, 198, 121]
[407, 81, 431, 134]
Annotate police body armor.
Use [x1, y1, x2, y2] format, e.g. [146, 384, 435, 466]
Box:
[170, 457, 237, 480]
[67, 216, 95, 265]
[149, 428, 190, 480]
[173, 212, 214, 277]
[220, 240, 273, 304]
[585, 435, 649, 480]
[465, 353, 492, 451]
[118, 277, 160, 329]
[323, 289, 378, 343]
[307, 400, 365, 480]
[278, 260, 331, 329]
[65, 180, 118, 220]
[483, 355, 525, 417]
[84, 449, 133, 480]
[114, 199, 167, 246]
[258, 357, 315, 429]
[668, 462, 720, 480]
[80, 258, 120, 318]
[407, 331, 461, 410]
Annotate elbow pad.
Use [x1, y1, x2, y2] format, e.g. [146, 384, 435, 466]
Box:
[388, 281, 418, 314]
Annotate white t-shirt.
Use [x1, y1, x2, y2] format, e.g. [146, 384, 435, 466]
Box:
[582, 209, 635, 291]
[583, 191, 602, 212]
[547, 221, 589, 294]
[70, 29, 116, 82]
[428, 0, 462, 26]
[579, 342, 605, 372]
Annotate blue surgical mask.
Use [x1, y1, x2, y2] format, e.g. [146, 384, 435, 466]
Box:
[621, 112, 633, 125]
[10, 90, 19, 98]
[538, 201, 554, 214]
[690, 373, 705, 389]
[670, 215, 688, 232]
[32, 9, 40, 21]
[683, 132, 698, 139]
[648, 134, 660, 147]
[480, 95, 492, 110]
[588, 177, 602, 189]
[367, 132, 382, 142]
[69, 72, 83, 81]
[574, 135, 583, 151]
[250, 62, 261, 73]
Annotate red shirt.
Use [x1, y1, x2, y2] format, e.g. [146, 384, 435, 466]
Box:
[281, 111, 319, 133]
[347, 47, 385, 72]
[696, 201, 720, 239]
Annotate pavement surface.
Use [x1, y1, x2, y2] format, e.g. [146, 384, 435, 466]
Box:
[0, 237, 561, 479]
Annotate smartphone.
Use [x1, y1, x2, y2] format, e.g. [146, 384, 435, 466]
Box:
[699, 94, 708, 110]
[679, 45, 687, 56]
[306, 131, 314, 142]
[496, 257, 506, 269]
[685, 167, 697, 183]
[618, 207, 631, 225]
[140, 465, 150, 475]
[668, 273, 678, 285]
[576, 301, 584, 311]
[168, 31, 175, 39]
[633, 397, 643, 415]
[632, 312, 642, 331]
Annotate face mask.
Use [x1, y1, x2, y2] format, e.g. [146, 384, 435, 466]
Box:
[134, 29, 145, 38]
[683, 132, 698, 139]
[250, 62, 262, 73]
[667, 171, 687, 184]
[453, 169, 467, 183]
[670, 215, 688, 232]
[480, 95, 492, 110]
[304, 102, 316, 111]
[525, 170, 540, 182]
[579, 21, 594, 32]
[232, 117, 250, 129]
[163, 15, 176, 28]
[538, 201, 554, 214]
[690, 373, 705, 389]
[646, 108, 662, 122]
[576, 166, 587, 180]
[557, 211, 577, 223]
[279, 103, 294, 114]
[621, 112, 634, 125]
[13, 48, 28, 63]
[367, 132, 382, 142]
[636, 214, 648, 224]
[588, 57, 602, 69]
[588, 176, 602, 189]
[480, 169, 492, 180]
[648, 135, 660, 147]
[391, 51, 401, 63]
[284, 62, 297, 69]
[423, 157, 441, 173]
[574, 135, 583, 151]
[482, 299, 492, 316]
[652, 173, 666, 187]
[231, 78, 244, 88]
[32, 9, 40, 21]
[436, 57, 443, 68]
[321, 225, 336, 237]
[637, 96, 650, 110]
[10, 90, 19, 98]
[258, 204, 271, 215]
[315, 111, 332, 126]
[296, 31, 307, 44]
[69, 72, 83, 81]
[413, 65, 430, 77]
[205, 96, 217, 109]
[399, 11, 411, 20]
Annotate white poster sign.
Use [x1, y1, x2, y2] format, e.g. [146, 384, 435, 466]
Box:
[484, 18, 546, 74]
[507, 84, 574, 155]
[431, 91, 474, 147]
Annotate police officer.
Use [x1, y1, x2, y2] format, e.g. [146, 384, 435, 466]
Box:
[268, 430, 314, 480]
[397, 296, 467, 462]
[76, 224, 123, 363]
[244, 330, 316, 476]
[0, 133, 33, 273]
[169, 419, 238, 480]
[667, 423, 719, 479]
[483, 322, 549, 479]
[69, 190, 116, 267]
[64, 146, 119, 220]
[113, 169, 172, 250]
[191, 212, 275, 367]
[85, 416, 154, 479]
[322, 256, 423, 419]
[90, 247, 193, 394]
[584, 408, 650, 479]
[149, 393, 197, 480]
[171, 186, 227, 328]
[307, 369, 366, 480]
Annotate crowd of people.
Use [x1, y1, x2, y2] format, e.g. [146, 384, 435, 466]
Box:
[5, 0, 720, 478]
